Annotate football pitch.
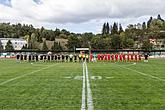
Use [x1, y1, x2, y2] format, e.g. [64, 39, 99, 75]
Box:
[0, 59, 165, 110]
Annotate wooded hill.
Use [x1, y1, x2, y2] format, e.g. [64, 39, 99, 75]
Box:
[0, 14, 165, 51]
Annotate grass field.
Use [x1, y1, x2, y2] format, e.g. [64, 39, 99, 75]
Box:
[0, 59, 165, 110]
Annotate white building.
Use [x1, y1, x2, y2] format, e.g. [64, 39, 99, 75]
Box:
[0, 38, 27, 50]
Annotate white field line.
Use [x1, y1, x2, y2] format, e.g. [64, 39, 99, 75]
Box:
[0, 64, 58, 86]
[117, 64, 165, 82]
[85, 62, 94, 110]
[81, 63, 86, 110]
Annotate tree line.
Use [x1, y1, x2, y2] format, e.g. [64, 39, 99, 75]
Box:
[0, 14, 165, 51]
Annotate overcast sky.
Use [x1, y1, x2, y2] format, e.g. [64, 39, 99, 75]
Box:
[0, 0, 165, 33]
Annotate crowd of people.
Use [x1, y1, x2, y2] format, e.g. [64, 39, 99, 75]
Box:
[16, 54, 89, 62]
[16, 53, 149, 63]
[90, 53, 148, 62]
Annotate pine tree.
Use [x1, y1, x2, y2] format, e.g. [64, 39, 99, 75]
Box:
[106, 22, 110, 34]
[119, 24, 123, 34]
[147, 17, 153, 28]
[157, 14, 164, 22]
[111, 22, 118, 35]
[102, 23, 106, 35]
[142, 22, 146, 30]
[5, 40, 14, 50]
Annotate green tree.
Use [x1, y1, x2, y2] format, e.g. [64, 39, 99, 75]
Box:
[102, 23, 106, 35]
[111, 34, 121, 49]
[119, 24, 123, 34]
[111, 22, 118, 35]
[5, 40, 14, 50]
[0, 40, 3, 50]
[141, 40, 153, 50]
[42, 40, 48, 51]
[147, 17, 153, 28]
[67, 35, 81, 50]
[142, 22, 147, 30]
[51, 41, 63, 51]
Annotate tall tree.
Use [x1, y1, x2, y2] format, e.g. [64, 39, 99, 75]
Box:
[142, 22, 147, 30]
[119, 24, 123, 34]
[5, 40, 14, 50]
[147, 17, 153, 28]
[157, 14, 164, 22]
[106, 22, 110, 34]
[111, 22, 118, 35]
[111, 34, 121, 49]
[102, 23, 106, 35]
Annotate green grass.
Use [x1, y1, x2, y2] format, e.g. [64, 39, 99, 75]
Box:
[0, 59, 165, 110]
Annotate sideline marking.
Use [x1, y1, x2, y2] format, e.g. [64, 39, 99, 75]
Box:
[0, 64, 58, 85]
[85, 62, 94, 110]
[81, 63, 86, 110]
[117, 64, 165, 82]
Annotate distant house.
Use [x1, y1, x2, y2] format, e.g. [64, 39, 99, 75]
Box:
[0, 38, 27, 50]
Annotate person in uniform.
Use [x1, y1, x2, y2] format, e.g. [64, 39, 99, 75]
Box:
[44, 55, 47, 62]
[82, 54, 85, 62]
[115, 54, 119, 62]
[69, 54, 73, 62]
[111, 54, 115, 62]
[65, 54, 69, 62]
[144, 53, 149, 62]
[40, 55, 43, 61]
[78, 54, 82, 62]
[61, 54, 64, 62]
[16, 54, 20, 62]
[51, 55, 54, 61]
[32, 55, 35, 61]
[122, 54, 126, 62]
[20, 54, 23, 61]
[58, 54, 61, 62]
[86, 54, 89, 62]
[48, 55, 51, 61]
[36, 54, 39, 61]
[119, 54, 123, 62]
[28, 55, 32, 62]
[54, 54, 57, 62]
[24, 54, 27, 61]
[74, 54, 77, 62]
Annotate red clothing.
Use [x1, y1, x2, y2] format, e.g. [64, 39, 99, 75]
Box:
[101, 54, 104, 60]
[90, 54, 93, 61]
[138, 55, 141, 61]
[107, 54, 110, 61]
[131, 54, 134, 60]
[115, 54, 119, 61]
[123, 54, 126, 61]
[104, 54, 108, 61]
[111, 54, 114, 61]
[97, 54, 101, 60]
[135, 54, 138, 61]
[127, 54, 130, 61]
[119, 54, 123, 61]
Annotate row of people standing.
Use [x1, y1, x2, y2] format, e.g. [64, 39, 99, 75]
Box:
[16, 54, 89, 62]
[90, 54, 142, 62]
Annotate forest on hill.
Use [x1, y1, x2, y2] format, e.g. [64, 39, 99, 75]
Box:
[0, 14, 165, 51]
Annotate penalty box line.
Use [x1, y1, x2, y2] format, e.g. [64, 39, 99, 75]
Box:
[0, 64, 59, 86]
[116, 64, 165, 82]
[81, 62, 94, 110]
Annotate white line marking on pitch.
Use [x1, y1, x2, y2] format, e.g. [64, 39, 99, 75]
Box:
[0, 64, 58, 86]
[81, 62, 94, 110]
[85, 62, 94, 110]
[117, 64, 165, 82]
[81, 63, 86, 110]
